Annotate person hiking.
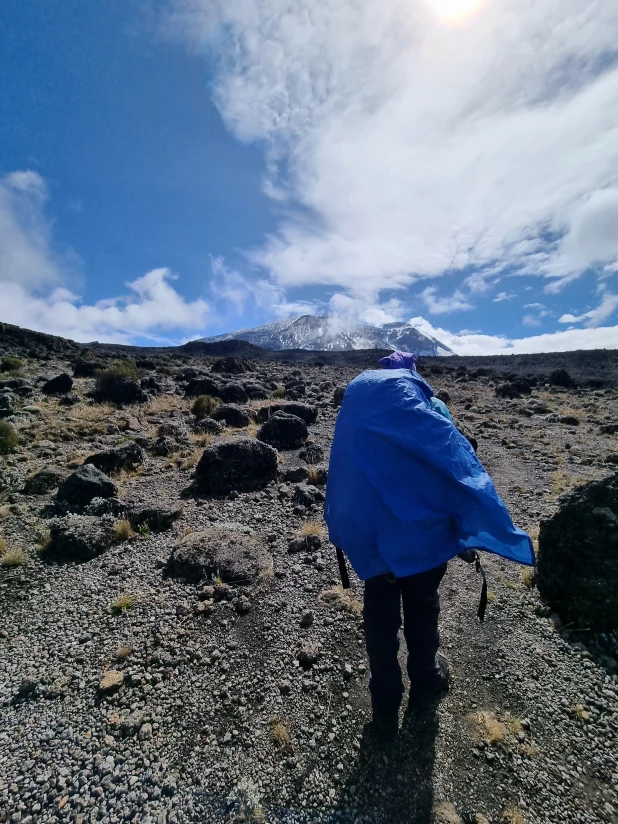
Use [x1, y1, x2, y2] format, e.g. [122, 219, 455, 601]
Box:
[324, 353, 534, 735]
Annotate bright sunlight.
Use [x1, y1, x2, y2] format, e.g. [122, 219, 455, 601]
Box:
[428, 0, 484, 22]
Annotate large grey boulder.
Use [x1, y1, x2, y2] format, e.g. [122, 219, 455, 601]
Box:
[212, 404, 251, 428]
[42, 373, 73, 395]
[164, 527, 272, 584]
[84, 441, 144, 475]
[56, 464, 118, 509]
[220, 382, 249, 404]
[257, 411, 308, 450]
[45, 515, 116, 562]
[184, 377, 221, 397]
[537, 472, 618, 632]
[23, 468, 66, 495]
[194, 437, 277, 495]
[255, 402, 318, 425]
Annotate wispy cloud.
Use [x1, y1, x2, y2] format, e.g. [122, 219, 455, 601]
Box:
[410, 315, 618, 355]
[558, 290, 618, 328]
[2, 270, 211, 344]
[167, 0, 618, 302]
[421, 286, 473, 314]
[0, 169, 211, 343]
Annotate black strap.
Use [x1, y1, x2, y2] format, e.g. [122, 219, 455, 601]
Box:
[336, 546, 351, 589]
[475, 552, 488, 622]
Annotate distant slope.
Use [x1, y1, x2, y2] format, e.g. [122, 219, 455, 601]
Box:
[199, 315, 453, 355]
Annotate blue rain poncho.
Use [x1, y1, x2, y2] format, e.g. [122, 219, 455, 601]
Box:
[325, 369, 534, 580]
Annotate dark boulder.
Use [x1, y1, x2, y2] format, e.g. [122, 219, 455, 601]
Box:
[140, 375, 163, 393]
[84, 441, 144, 475]
[537, 472, 618, 632]
[158, 421, 190, 442]
[194, 437, 278, 495]
[549, 369, 575, 388]
[42, 373, 73, 395]
[545, 413, 579, 426]
[184, 377, 221, 398]
[333, 387, 345, 407]
[257, 411, 308, 450]
[130, 505, 183, 533]
[44, 515, 116, 562]
[243, 382, 269, 400]
[495, 380, 532, 399]
[56, 464, 118, 509]
[211, 357, 252, 375]
[23, 468, 66, 495]
[83, 497, 129, 517]
[136, 358, 156, 370]
[191, 417, 224, 435]
[151, 436, 176, 456]
[103, 378, 148, 405]
[212, 404, 251, 428]
[293, 483, 325, 508]
[164, 527, 272, 584]
[255, 402, 318, 425]
[299, 444, 325, 465]
[0, 391, 19, 418]
[73, 360, 104, 378]
[220, 382, 249, 404]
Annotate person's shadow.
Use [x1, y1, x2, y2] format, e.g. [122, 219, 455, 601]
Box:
[338, 704, 439, 824]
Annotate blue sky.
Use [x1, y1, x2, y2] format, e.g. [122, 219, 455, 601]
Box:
[1, 0, 618, 353]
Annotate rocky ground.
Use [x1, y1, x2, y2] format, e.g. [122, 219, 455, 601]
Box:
[0, 334, 617, 824]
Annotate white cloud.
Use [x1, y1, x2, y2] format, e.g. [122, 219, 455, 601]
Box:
[410, 315, 618, 355]
[0, 269, 211, 344]
[168, 0, 618, 300]
[558, 290, 618, 328]
[209, 257, 317, 319]
[421, 286, 473, 314]
[0, 169, 213, 344]
[0, 170, 70, 289]
[493, 291, 515, 302]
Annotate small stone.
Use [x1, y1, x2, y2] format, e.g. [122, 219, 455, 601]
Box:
[138, 723, 153, 741]
[176, 603, 191, 617]
[235, 595, 251, 614]
[300, 610, 314, 628]
[98, 670, 124, 694]
[278, 680, 292, 696]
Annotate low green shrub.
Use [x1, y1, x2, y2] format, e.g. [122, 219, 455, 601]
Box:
[192, 394, 219, 419]
[95, 360, 139, 395]
[0, 421, 18, 454]
[0, 356, 23, 372]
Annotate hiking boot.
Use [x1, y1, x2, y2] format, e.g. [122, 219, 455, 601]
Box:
[407, 654, 450, 710]
[365, 713, 399, 740]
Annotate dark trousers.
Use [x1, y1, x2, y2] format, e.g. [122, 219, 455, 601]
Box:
[363, 563, 447, 717]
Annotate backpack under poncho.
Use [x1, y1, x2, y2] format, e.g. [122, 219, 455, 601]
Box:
[325, 369, 534, 580]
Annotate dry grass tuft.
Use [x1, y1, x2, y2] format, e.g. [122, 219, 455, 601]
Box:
[318, 585, 362, 615]
[271, 387, 285, 399]
[180, 449, 203, 470]
[110, 593, 136, 614]
[0, 536, 5, 554]
[521, 568, 536, 589]
[502, 806, 527, 824]
[270, 719, 292, 752]
[298, 521, 324, 538]
[467, 711, 507, 745]
[550, 468, 580, 498]
[468, 711, 525, 749]
[0, 505, 11, 519]
[1, 548, 28, 567]
[36, 530, 51, 554]
[113, 519, 136, 543]
[116, 644, 133, 660]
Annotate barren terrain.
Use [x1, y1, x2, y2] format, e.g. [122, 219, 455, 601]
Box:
[0, 325, 617, 824]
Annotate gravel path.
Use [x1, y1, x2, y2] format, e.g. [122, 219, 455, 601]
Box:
[1, 351, 617, 824]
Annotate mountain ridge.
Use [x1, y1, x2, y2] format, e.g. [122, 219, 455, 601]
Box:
[199, 314, 453, 355]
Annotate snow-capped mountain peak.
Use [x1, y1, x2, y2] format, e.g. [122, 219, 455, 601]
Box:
[199, 315, 453, 355]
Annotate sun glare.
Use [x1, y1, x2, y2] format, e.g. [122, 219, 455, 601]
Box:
[429, 0, 484, 22]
